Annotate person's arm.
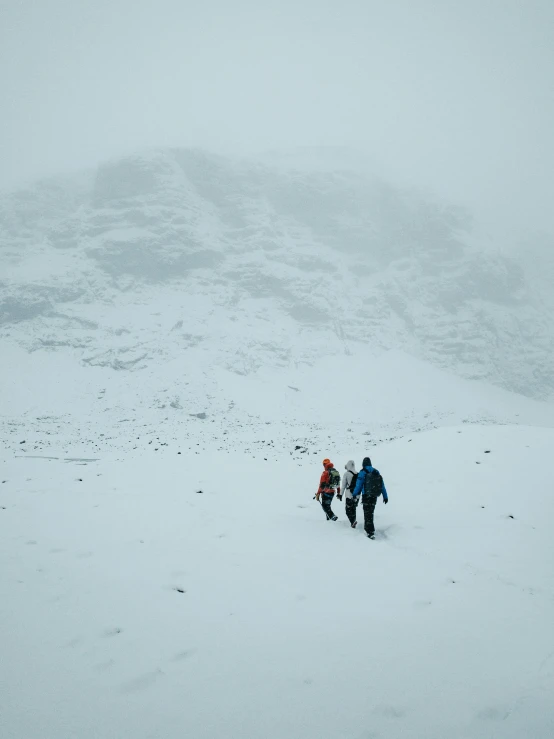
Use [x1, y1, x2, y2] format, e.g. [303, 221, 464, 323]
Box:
[382, 479, 388, 503]
[341, 471, 348, 492]
[353, 470, 364, 497]
[316, 470, 329, 498]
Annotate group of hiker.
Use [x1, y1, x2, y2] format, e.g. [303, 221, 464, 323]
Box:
[315, 457, 388, 539]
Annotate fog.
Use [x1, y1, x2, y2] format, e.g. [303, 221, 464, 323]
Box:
[1, 0, 553, 232]
[3, 5, 554, 735]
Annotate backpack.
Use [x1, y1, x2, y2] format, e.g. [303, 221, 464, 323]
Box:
[348, 472, 358, 492]
[363, 468, 383, 497]
[328, 468, 341, 489]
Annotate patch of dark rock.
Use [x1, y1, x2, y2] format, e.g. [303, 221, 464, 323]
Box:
[174, 588, 186, 594]
[507, 515, 514, 519]
[196, 490, 203, 494]
[104, 628, 123, 637]
[190, 413, 207, 420]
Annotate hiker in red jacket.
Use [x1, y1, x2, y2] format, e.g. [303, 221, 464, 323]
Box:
[315, 458, 341, 521]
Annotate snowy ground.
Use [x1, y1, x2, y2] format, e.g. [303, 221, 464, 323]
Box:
[2, 344, 554, 462]
[3, 146, 554, 739]
[2, 422, 553, 739]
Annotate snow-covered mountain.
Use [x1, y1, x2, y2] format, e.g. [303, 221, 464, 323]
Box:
[2, 149, 554, 739]
[1, 147, 553, 406]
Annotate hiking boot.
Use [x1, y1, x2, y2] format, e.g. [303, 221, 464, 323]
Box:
[331, 515, 338, 521]
[351, 521, 357, 529]
[367, 533, 375, 539]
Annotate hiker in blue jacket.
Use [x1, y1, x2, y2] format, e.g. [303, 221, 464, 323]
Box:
[352, 456, 388, 539]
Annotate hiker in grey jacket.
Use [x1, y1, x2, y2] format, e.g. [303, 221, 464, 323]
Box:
[340, 460, 359, 528]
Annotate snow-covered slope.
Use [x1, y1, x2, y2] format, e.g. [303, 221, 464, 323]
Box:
[1, 424, 553, 739]
[1, 147, 554, 738]
[1, 147, 553, 402]
[1, 338, 553, 462]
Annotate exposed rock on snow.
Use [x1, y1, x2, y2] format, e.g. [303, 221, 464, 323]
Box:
[1, 148, 553, 399]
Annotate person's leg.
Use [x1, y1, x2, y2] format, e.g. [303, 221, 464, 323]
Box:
[321, 493, 336, 520]
[345, 497, 357, 526]
[362, 496, 377, 537]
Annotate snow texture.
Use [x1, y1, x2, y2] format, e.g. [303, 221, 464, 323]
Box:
[1, 424, 553, 739]
[1, 148, 554, 738]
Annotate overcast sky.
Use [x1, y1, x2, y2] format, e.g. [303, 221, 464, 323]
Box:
[1, 0, 553, 232]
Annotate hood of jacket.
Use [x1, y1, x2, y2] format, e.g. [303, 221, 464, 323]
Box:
[345, 460, 356, 473]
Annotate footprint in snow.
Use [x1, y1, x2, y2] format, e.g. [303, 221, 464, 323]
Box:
[94, 659, 115, 672]
[476, 707, 508, 721]
[120, 669, 164, 694]
[373, 704, 408, 719]
[62, 637, 84, 649]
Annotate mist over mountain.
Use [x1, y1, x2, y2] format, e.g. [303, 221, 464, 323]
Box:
[1, 147, 552, 402]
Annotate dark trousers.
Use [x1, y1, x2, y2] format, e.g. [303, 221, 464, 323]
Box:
[320, 492, 336, 520]
[345, 497, 359, 525]
[362, 495, 378, 536]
